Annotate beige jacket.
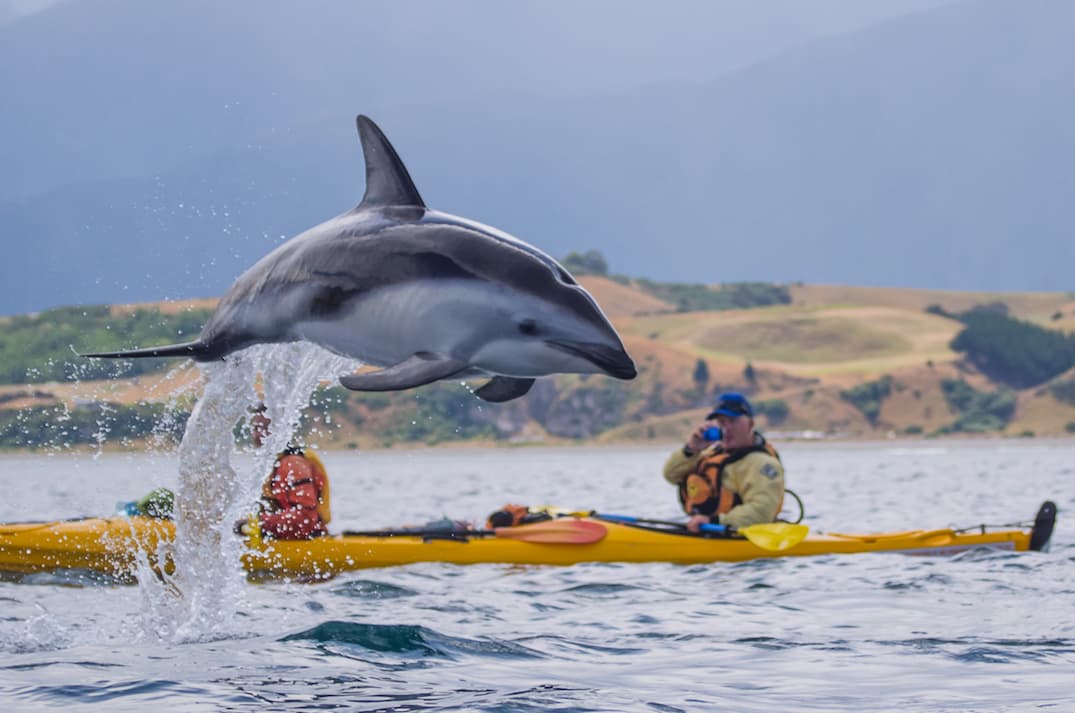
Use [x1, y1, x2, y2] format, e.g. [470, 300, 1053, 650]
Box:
[662, 443, 785, 529]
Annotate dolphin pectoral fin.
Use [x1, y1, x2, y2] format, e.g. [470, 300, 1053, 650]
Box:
[338, 354, 467, 392]
[474, 377, 536, 403]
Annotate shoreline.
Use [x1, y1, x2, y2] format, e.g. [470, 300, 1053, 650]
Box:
[5, 432, 1075, 457]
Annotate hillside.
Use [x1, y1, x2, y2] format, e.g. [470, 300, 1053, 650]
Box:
[2, 278, 1074, 451]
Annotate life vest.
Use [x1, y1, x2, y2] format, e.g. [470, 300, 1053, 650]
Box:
[261, 445, 331, 524]
[679, 436, 782, 518]
[303, 449, 332, 524]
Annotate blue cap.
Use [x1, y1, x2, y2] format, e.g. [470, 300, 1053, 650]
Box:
[706, 392, 753, 419]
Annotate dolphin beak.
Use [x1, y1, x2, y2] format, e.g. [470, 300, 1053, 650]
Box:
[546, 340, 637, 380]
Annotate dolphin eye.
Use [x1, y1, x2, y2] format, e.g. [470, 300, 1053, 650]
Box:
[517, 319, 539, 336]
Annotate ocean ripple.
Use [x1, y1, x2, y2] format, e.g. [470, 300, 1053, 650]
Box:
[281, 620, 541, 660]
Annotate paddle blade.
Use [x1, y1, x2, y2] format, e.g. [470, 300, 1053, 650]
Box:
[494, 519, 607, 544]
[739, 522, 809, 551]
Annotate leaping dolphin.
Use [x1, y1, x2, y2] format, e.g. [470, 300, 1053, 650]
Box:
[84, 115, 636, 402]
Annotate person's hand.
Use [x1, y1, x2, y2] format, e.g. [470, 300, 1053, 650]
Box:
[686, 514, 712, 533]
[684, 424, 709, 454]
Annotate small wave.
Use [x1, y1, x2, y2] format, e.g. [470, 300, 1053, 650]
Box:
[14, 679, 211, 705]
[330, 579, 419, 600]
[0, 569, 129, 588]
[878, 636, 1075, 664]
[882, 572, 953, 590]
[732, 635, 795, 651]
[732, 636, 853, 653]
[1, 659, 119, 673]
[281, 621, 541, 659]
[0, 611, 73, 654]
[948, 548, 1027, 564]
[557, 582, 646, 596]
[517, 633, 645, 657]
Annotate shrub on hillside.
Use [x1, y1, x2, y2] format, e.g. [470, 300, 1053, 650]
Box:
[1051, 377, 1075, 407]
[949, 311, 1075, 388]
[963, 302, 1010, 318]
[383, 384, 497, 444]
[692, 359, 710, 390]
[543, 380, 632, 439]
[561, 250, 609, 276]
[0, 306, 213, 385]
[924, 304, 956, 320]
[754, 399, 789, 426]
[720, 282, 793, 309]
[940, 378, 1016, 433]
[309, 386, 350, 414]
[632, 280, 790, 313]
[0, 402, 188, 449]
[840, 375, 893, 425]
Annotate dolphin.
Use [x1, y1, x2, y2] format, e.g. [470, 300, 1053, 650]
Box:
[84, 115, 636, 402]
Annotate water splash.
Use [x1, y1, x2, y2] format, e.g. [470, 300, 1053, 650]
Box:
[137, 342, 358, 642]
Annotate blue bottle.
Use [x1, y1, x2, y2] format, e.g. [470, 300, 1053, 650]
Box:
[115, 501, 140, 516]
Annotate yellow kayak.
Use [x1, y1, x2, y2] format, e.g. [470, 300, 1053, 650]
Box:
[0, 502, 1055, 581]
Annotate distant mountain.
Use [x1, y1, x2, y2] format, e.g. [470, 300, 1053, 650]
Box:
[1, 0, 947, 200]
[3, 0, 1073, 315]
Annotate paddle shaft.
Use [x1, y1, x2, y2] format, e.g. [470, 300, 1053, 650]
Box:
[594, 512, 809, 551]
[595, 513, 731, 535]
[340, 518, 606, 544]
[342, 528, 496, 539]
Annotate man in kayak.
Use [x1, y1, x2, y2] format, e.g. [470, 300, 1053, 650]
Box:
[663, 392, 785, 533]
[242, 403, 332, 539]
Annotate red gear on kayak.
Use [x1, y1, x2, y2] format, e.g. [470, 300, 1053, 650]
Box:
[259, 449, 329, 539]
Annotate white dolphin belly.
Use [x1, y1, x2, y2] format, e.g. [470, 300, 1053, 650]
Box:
[293, 280, 509, 370]
[291, 279, 602, 378]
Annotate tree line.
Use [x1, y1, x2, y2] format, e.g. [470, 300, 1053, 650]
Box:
[0, 305, 213, 385]
[938, 305, 1075, 389]
[0, 401, 189, 449]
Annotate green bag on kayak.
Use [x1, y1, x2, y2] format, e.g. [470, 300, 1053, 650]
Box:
[136, 487, 175, 519]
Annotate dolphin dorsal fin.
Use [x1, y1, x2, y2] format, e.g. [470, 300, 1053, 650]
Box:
[355, 115, 426, 210]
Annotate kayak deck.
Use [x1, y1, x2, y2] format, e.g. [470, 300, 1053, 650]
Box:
[249, 523, 1034, 578]
[0, 504, 1054, 581]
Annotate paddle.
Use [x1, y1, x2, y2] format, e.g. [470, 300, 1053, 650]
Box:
[495, 518, 606, 544]
[594, 513, 808, 552]
[341, 518, 606, 545]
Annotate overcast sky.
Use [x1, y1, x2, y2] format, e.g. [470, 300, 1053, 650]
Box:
[0, 0, 956, 80]
[7, 0, 1073, 312]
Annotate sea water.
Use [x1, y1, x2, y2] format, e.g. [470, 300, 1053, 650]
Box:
[1, 440, 1073, 711]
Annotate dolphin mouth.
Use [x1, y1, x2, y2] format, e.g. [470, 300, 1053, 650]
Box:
[546, 340, 637, 380]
